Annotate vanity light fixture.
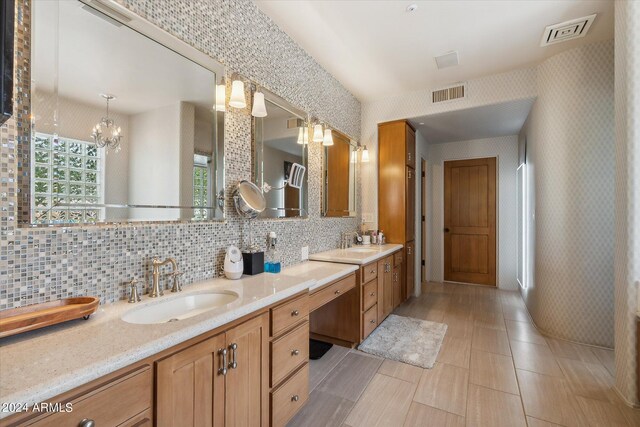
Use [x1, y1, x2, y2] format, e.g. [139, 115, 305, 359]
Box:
[323, 128, 334, 146]
[251, 91, 268, 117]
[296, 127, 308, 145]
[312, 123, 324, 143]
[361, 145, 370, 163]
[229, 79, 246, 109]
[91, 94, 122, 151]
[215, 80, 226, 112]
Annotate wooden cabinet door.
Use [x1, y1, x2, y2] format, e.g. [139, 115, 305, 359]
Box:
[406, 124, 416, 169]
[382, 256, 394, 318]
[225, 313, 269, 427]
[405, 242, 415, 300]
[156, 334, 226, 427]
[378, 121, 407, 244]
[406, 166, 416, 241]
[393, 265, 403, 309]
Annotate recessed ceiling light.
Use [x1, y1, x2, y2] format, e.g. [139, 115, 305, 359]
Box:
[435, 51, 459, 69]
[406, 4, 418, 13]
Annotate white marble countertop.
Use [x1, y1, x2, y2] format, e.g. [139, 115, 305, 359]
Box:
[282, 261, 359, 292]
[308, 244, 404, 265]
[0, 273, 314, 418]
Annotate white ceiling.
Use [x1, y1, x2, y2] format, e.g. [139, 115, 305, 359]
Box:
[409, 98, 535, 144]
[255, 0, 614, 102]
[33, 0, 218, 115]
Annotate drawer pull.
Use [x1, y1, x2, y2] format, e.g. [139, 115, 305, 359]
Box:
[370, 292, 375, 297]
[370, 269, 375, 274]
[335, 290, 341, 295]
[218, 348, 228, 375]
[80, 419, 95, 427]
[291, 309, 300, 316]
[291, 349, 300, 356]
[370, 319, 376, 324]
[229, 343, 238, 369]
[291, 395, 300, 402]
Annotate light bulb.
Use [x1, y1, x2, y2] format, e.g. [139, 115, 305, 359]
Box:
[312, 124, 323, 143]
[251, 91, 268, 117]
[323, 129, 334, 146]
[229, 80, 246, 109]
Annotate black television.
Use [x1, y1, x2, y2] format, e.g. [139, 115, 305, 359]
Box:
[0, 0, 14, 126]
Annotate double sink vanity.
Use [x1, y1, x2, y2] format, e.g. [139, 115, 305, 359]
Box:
[0, 244, 407, 427]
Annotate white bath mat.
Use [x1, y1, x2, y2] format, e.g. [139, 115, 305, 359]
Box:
[358, 314, 447, 369]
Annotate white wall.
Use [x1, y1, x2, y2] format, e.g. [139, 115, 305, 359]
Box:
[519, 40, 615, 348]
[428, 135, 519, 290]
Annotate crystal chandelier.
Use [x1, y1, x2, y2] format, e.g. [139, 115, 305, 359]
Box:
[91, 94, 122, 151]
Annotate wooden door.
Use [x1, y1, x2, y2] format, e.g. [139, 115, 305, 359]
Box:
[224, 313, 269, 427]
[393, 264, 402, 309]
[406, 167, 416, 242]
[324, 132, 350, 217]
[406, 125, 416, 169]
[405, 241, 415, 299]
[156, 333, 226, 427]
[444, 157, 497, 286]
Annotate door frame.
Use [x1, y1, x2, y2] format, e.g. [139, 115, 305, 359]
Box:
[421, 158, 427, 284]
[440, 156, 499, 287]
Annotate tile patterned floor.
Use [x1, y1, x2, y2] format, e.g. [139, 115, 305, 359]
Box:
[287, 282, 640, 427]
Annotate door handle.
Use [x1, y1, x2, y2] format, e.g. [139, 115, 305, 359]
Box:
[218, 348, 228, 375]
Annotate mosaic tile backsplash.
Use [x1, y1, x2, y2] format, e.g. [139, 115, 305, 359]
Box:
[0, 0, 361, 309]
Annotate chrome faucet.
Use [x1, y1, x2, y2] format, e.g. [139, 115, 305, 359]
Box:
[340, 231, 356, 249]
[149, 257, 181, 298]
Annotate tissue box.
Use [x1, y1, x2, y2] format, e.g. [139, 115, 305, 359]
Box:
[242, 251, 264, 275]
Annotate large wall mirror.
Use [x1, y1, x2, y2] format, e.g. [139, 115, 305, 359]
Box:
[28, 0, 225, 224]
[253, 92, 308, 219]
[322, 129, 357, 217]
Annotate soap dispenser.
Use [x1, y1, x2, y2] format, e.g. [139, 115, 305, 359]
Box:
[265, 231, 281, 273]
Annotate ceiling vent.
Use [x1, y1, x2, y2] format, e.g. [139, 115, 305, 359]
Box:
[540, 14, 596, 47]
[432, 83, 466, 104]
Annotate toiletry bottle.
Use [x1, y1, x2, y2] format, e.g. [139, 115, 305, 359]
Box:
[265, 232, 281, 273]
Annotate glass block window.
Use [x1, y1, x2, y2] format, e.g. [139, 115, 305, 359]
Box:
[193, 154, 211, 220]
[32, 133, 104, 224]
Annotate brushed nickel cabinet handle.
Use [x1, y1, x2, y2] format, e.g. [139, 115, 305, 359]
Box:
[228, 343, 238, 369]
[408, 247, 412, 255]
[370, 269, 376, 274]
[370, 292, 375, 297]
[291, 395, 300, 402]
[80, 419, 95, 427]
[291, 349, 300, 356]
[218, 348, 228, 375]
[291, 310, 300, 316]
[370, 319, 376, 324]
[335, 290, 341, 295]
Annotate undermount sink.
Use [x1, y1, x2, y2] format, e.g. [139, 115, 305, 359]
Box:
[121, 291, 239, 324]
[344, 248, 378, 253]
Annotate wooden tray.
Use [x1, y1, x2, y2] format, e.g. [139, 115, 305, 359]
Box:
[0, 297, 99, 338]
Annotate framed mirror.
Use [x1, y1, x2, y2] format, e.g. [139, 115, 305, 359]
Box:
[28, 0, 225, 224]
[322, 129, 357, 217]
[253, 92, 308, 219]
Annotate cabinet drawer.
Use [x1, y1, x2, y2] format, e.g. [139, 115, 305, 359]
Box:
[361, 262, 378, 285]
[121, 409, 153, 427]
[271, 321, 309, 387]
[19, 366, 152, 427]
[271, 363, 309, 427]
[394, 251, 403, 266]
[363, 304, 378, 339]
[309, 274, 356, 312]
[362, 280, 377, 311]
[271, 294, 309, 337]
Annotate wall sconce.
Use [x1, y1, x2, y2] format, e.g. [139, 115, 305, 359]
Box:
[251, 90, 267, 117]
[312, 123, 324, 143]
[323, 128, 334, 146]
[215, 79, 226, 112]
[361, 145, 370, 163]
[229, 79, 246, 109]
[296, 127, 308, 145]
